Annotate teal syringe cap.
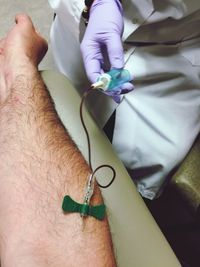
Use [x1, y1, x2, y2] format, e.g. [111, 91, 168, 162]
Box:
[91, 73, 111, 91]
[91, 69, 132, 92]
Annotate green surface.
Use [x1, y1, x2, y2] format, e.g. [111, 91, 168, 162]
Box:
[62, 195, 106, 220]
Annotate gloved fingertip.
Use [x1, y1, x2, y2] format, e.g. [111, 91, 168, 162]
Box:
[112, 95, 122, 103]
[88, 72, 101, 84]
[120, 82, 134, 91]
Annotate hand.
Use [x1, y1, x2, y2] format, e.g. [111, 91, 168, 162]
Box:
[0, 14, 47, 79]
[81, 0, 124, 84]
[0, 14, 48, 104]
[0, 14, 47, 66]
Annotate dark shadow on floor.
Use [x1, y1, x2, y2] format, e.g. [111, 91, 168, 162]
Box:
[144, 188, 200, 267]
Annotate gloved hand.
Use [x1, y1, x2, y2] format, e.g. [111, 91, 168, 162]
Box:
[81, 0, 134, 99]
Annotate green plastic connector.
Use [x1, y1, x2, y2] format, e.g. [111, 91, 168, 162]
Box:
[62, 195, 106, 221]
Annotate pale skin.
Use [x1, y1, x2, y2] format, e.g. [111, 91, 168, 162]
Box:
[0, 14, 116, 267]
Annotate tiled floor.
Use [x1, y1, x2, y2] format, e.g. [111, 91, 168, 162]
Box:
[0, 0, 55, 70]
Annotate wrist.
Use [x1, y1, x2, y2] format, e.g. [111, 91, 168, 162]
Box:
[5, 59, 38, 87]
[0, 60, 38, 108]
[82, 0, 123, 26]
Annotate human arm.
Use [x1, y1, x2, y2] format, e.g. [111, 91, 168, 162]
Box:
[0, 14, 116, 267]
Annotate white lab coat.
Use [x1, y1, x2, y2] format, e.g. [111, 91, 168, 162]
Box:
[48, 0, 200, 199]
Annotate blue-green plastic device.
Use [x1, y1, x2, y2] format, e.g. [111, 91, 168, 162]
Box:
[91, 68, 131, 91]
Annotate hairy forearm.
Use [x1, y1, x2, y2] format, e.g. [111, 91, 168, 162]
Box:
[0, 68, 116, 266]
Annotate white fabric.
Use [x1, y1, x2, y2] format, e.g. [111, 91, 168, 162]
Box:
[48, 0, 200, 199]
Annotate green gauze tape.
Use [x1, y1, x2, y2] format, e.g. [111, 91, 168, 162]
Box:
[62, 195, 106, 220]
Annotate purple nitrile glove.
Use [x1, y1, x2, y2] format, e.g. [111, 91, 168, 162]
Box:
[81, 0, 124, 83]
[81, 0, 134, 102]
[104, 81, 134, 103]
